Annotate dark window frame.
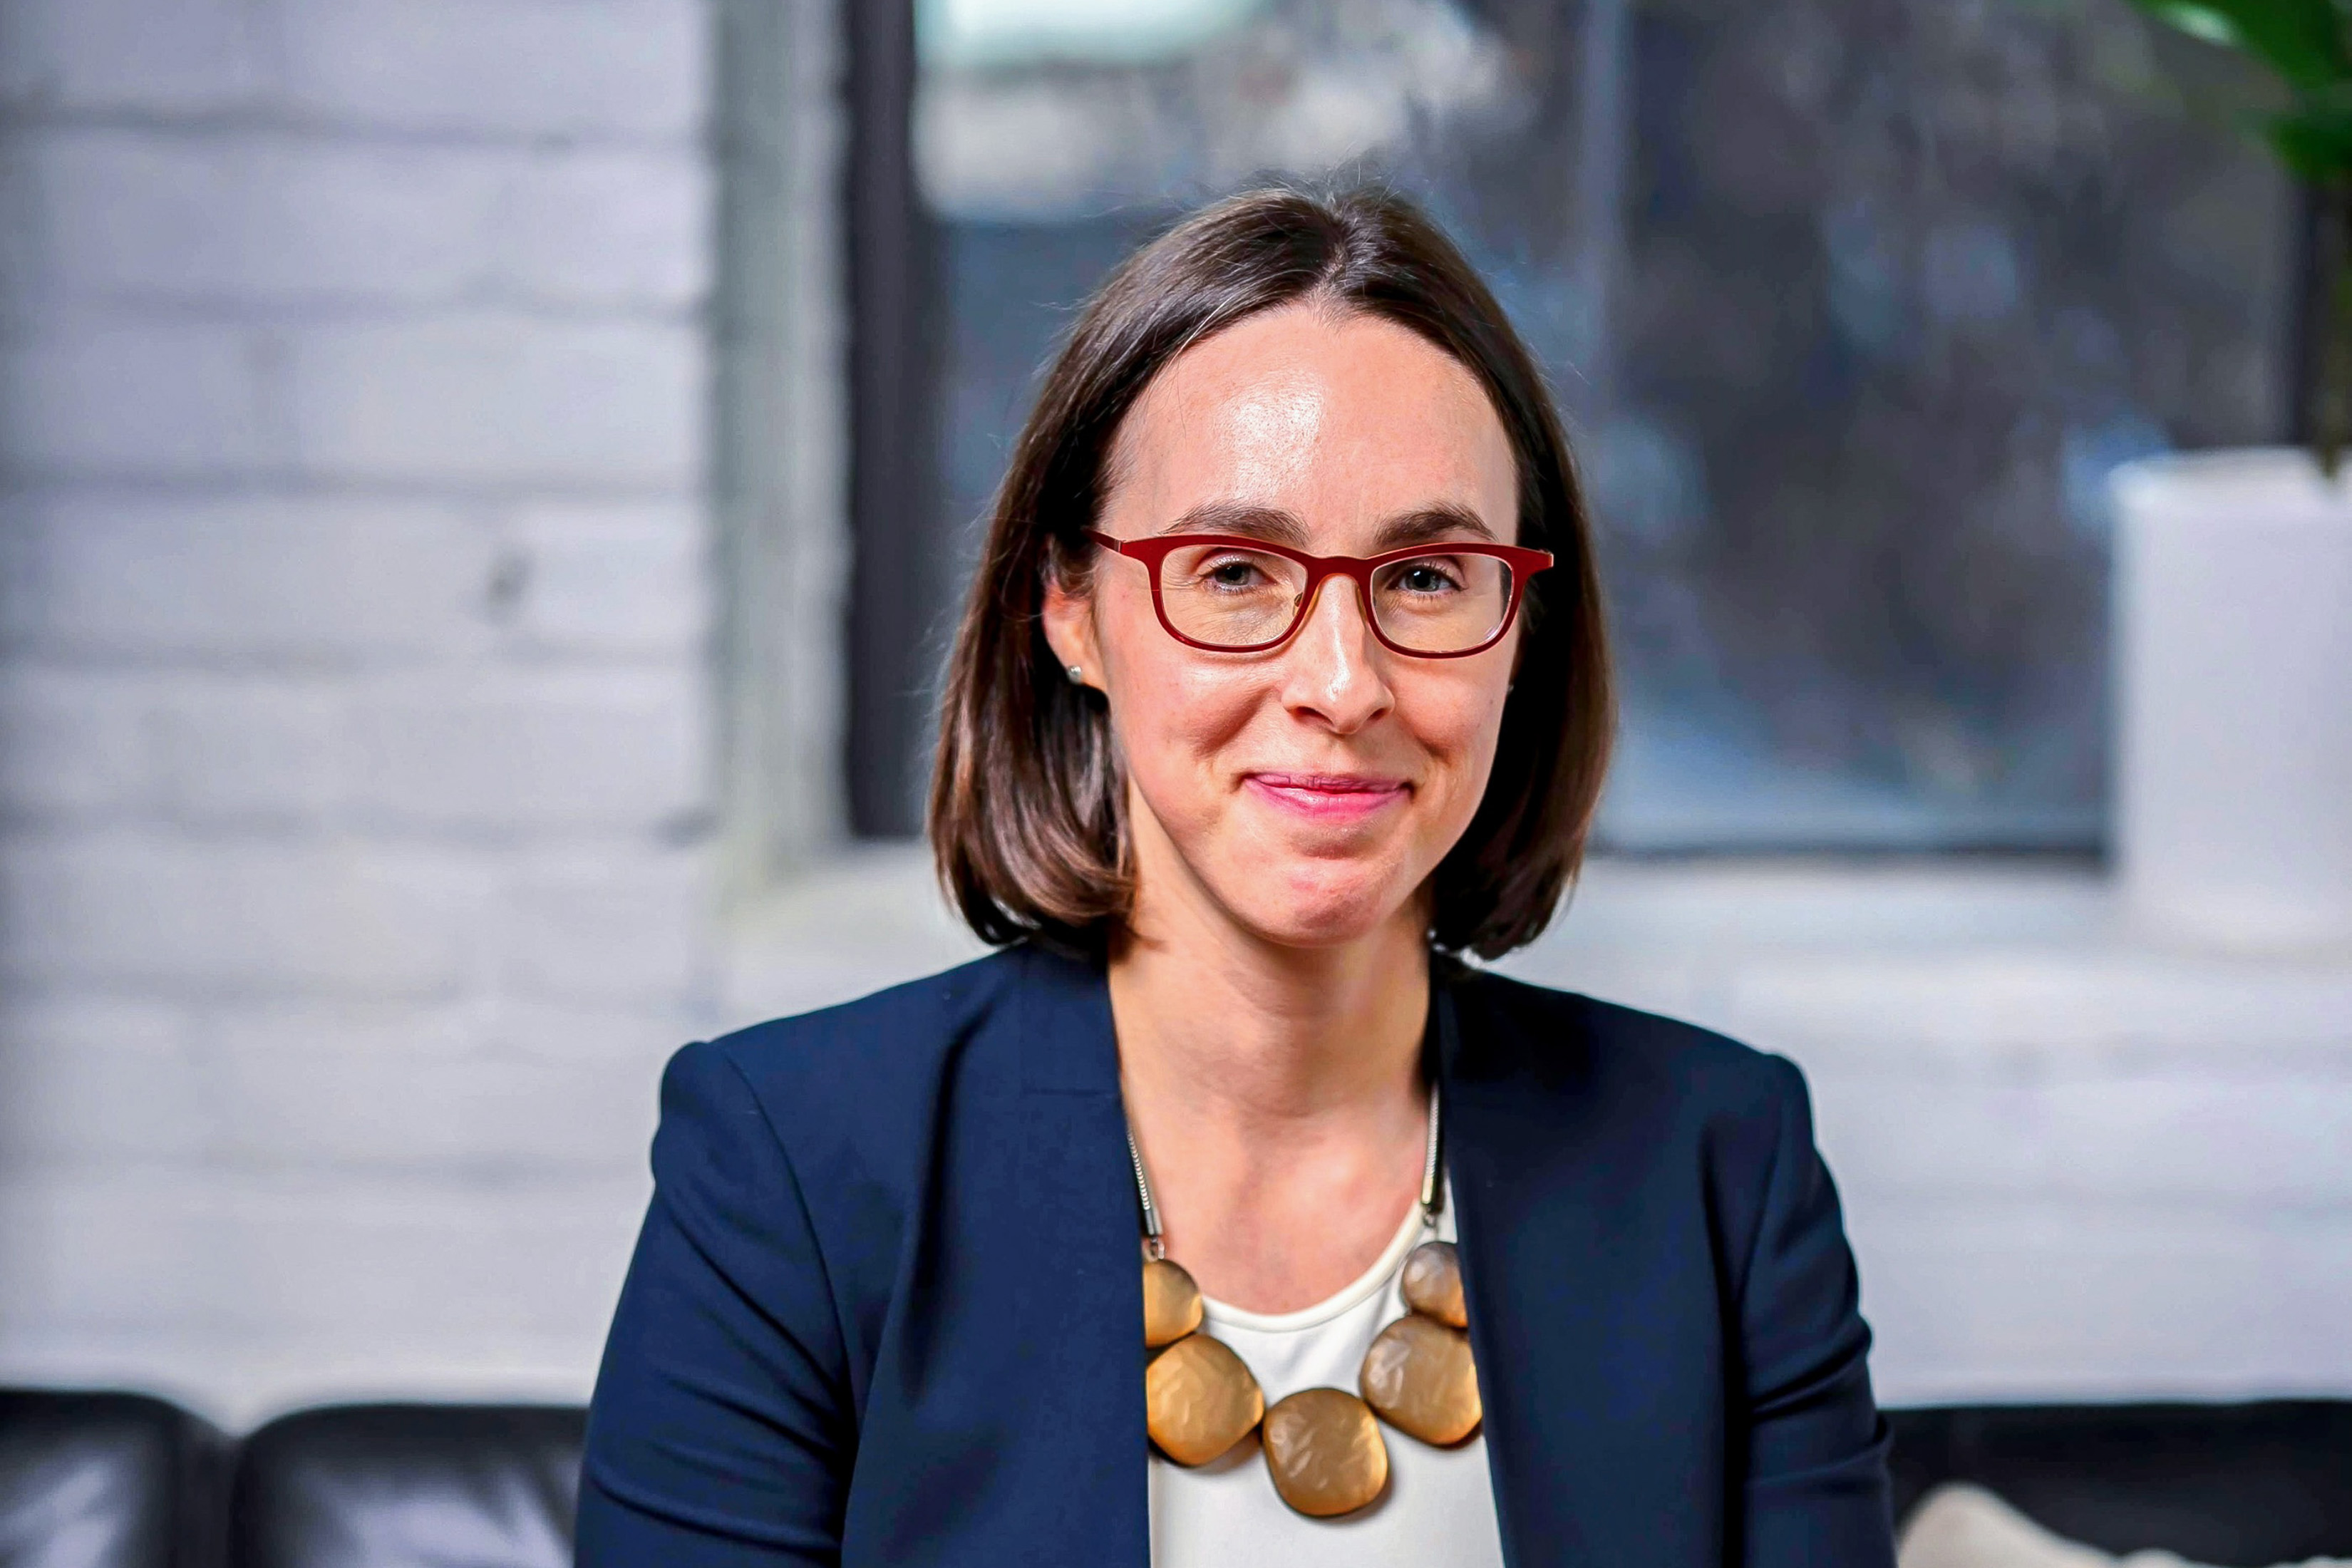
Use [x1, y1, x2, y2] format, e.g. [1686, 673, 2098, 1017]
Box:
[844, 0, 940, 838]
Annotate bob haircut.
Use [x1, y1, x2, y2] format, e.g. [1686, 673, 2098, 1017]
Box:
[929, 184, 1613, 961]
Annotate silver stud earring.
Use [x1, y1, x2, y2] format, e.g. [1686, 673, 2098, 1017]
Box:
[1067, 665, 1085, 685]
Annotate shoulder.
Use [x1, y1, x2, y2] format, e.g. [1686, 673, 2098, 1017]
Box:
[1450, 964, 1807, 1122]
[636, 943, 1115, 1395]
[1445, 968, 1842, 1306]
[661, 944, 1044, 1155]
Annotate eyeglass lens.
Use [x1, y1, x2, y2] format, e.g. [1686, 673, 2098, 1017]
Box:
[1155, 542, 1514, 653]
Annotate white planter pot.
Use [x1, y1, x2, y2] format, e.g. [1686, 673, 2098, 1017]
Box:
[2110, 448, 2352, 948]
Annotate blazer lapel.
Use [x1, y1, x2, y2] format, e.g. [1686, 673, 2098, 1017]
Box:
[1440, 976, 1722, 1568]
[1007, 945, 1151, 1567]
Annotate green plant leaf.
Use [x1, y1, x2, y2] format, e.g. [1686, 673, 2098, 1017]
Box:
[2126, 0, 2352, 88]
[2265, 90, 2352, 175]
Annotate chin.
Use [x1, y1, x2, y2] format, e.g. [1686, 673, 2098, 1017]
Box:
[1217, 855, 1418, 949]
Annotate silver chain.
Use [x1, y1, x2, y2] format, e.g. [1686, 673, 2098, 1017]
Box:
[1125, 1125, 1166, 1261]
[1419, 1078, 1443, 1216]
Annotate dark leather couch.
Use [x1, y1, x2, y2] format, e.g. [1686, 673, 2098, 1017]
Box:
[1888, 1401, 2352, 1566]
[227, 1406, 582, 1568]
[6, 1389, 2351, 1566]
[0, 1389, 227, 1568]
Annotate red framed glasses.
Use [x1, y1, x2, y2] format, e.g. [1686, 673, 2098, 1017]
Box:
[1084, 529, 1553, 658]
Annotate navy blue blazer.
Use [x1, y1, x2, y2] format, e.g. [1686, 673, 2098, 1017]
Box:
[577, 942, 1894, 1567]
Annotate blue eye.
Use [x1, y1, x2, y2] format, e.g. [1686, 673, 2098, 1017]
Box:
[1397, 562, 1463, 594]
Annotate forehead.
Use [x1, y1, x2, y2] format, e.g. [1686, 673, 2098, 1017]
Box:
[1106, 304, 1517, 527]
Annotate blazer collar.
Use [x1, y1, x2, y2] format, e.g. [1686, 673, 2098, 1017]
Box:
[1012, 941, 1123, 1096]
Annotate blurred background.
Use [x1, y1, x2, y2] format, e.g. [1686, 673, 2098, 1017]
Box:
[0, 0, 2343, 1443]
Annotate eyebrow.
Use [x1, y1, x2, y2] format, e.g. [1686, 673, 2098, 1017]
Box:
[1374, 505, 1498, 548]
[1160, 502, 1310, 545]
[1158, 501, 1499, 550]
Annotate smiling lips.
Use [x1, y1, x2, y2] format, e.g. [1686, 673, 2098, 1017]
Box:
[1244, 772, 1412, 820]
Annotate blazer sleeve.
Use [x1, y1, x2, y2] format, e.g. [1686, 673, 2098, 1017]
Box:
[1735, 1056, 1896, 1567]
[577, 1040, 855, 1565]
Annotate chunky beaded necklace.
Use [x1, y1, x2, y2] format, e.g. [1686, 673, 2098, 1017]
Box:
[1128, 1085, 1482, 1519]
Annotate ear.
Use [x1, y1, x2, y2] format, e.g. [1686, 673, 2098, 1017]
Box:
[1041, 561, 1104, 690]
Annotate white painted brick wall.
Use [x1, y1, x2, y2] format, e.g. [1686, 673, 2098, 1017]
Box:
[25, 133, 709, 311]
[0, 0, 266, 115]
[0, 0, 722, 1425]
[277, 1, 707, 140]
[1, 494, 500, 658]
[287, 314, 703, 486]
[0, 318, 277, 477]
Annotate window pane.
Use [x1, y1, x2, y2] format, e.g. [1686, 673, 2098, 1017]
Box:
[909, 0, 2291, 848]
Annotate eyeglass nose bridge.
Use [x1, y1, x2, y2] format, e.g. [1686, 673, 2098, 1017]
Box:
[1279, 560, 1381, 650]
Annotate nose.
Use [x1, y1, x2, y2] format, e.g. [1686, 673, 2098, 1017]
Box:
[1279, 573, 1395, 735]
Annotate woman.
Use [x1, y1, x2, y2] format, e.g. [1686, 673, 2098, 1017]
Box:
[577, 187, 1894, 1567]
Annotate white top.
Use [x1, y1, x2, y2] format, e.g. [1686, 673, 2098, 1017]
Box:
[1147, 1180, 1507, 1567]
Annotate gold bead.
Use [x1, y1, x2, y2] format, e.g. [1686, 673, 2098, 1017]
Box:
[1359, 1314, 1481, 1446]
[1400, 1239, 1468, 1329]
[1262, 1388, 1389, 1517]
[1142, 1258, 1205, 1348]
[1145, 1333, 1264, 1466]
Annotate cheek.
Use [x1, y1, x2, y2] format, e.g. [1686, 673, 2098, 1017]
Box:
[1122, 659, 1264, 790]
[1399, 640, 1512, 748]
[1097, 587, 1259, 770]
[1405, 676, 1510, 809]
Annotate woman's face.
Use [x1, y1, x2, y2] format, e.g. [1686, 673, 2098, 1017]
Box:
[1045, 304, 1522, 951]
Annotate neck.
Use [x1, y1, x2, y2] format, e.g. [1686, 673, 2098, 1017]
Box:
[1110, 897, 1430, 1126]
[1108, 843, 1435, 1312]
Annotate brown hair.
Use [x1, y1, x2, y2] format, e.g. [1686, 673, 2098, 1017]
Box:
[928, 185, 1613, 960]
